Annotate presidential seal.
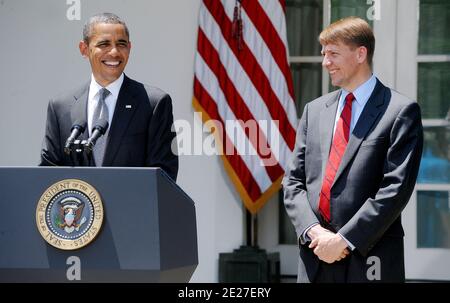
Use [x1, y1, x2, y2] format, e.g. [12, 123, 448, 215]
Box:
[36, 179, 104, 250]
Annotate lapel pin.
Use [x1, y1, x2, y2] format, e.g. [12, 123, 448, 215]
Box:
[126, 105, 132, 109]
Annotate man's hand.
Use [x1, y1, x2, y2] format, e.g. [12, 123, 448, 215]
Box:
[307, 225, 350, 263]
[306, 224, 333, 240]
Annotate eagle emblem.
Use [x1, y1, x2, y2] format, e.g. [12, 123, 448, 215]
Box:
[37, 179, 104, 250]
[55, 197, 87, 233]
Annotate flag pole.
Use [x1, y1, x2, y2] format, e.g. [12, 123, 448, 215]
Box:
[246, 209, 258, 247]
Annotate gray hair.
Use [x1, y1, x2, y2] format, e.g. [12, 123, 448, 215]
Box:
[83, 13, 130, 43]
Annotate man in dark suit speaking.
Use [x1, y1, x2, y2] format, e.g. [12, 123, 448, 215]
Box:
[283, 17, 423, 282]
[40, 13, 178, 181]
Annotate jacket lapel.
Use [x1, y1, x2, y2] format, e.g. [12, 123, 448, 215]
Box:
[319, 91, 340, 178]
[332, 79, 387, 187]
[103, 75, 138, 166]
[72, 83, 89, 141]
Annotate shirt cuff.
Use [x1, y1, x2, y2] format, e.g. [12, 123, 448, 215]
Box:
[302, 222, 320, 243]
[338, 232, 355, 250]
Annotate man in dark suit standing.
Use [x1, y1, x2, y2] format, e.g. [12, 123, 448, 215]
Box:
[40, 13, 178, 181]
[283, 17, 423, 282]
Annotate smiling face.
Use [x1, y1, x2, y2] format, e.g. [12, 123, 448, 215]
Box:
[321, 41, 368, 91]
[79, 23, 131, 87]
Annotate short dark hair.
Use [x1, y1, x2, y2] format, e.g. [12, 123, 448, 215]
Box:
[83, 13, 130, 43]
[319, 16, 375, 65]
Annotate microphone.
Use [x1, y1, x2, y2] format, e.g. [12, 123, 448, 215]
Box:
[64, 120, 87, 155]
[84, 119, 109, 154]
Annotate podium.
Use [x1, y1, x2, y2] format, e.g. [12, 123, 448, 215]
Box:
[0, 167, 198, 282]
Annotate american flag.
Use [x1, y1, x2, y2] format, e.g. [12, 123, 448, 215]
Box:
[193, 0, 297, 213]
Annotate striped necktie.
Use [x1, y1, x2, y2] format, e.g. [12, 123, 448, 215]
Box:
[92, 88, 110, 166]
[318, 93, 355, 222]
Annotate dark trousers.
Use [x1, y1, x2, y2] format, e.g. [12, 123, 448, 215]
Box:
[314, 258, 350, 283]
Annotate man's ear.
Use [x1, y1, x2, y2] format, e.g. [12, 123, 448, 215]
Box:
[357, 46, 368, 64]
[79, 40, 88, 58]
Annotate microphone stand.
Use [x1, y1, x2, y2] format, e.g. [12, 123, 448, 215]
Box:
[84, 141, 95, 166]
[67, 139, 88, 166]
[76, 140, 88, 166]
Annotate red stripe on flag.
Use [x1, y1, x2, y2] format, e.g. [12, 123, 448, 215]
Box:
[203, 0, 296, 150]
[241, 0, 295, 101]
[197, 30, 285, 181]
[194, 77, 262, 201]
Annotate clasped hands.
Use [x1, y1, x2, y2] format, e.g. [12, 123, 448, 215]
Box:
[307, 224, 350, 263]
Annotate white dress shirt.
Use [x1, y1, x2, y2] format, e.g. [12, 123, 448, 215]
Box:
[333, 74, 377, 135]
[87, 73, 124, 136]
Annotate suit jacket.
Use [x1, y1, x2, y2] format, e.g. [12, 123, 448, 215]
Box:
[283, 79, 423, 282]
[40, 75, 178, 181]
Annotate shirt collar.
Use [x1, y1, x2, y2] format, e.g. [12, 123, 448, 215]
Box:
[341, 74, 377, 106]
[89, 73, 125, 100]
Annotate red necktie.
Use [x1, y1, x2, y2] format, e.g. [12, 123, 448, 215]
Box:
[319, 93, 355, 222]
